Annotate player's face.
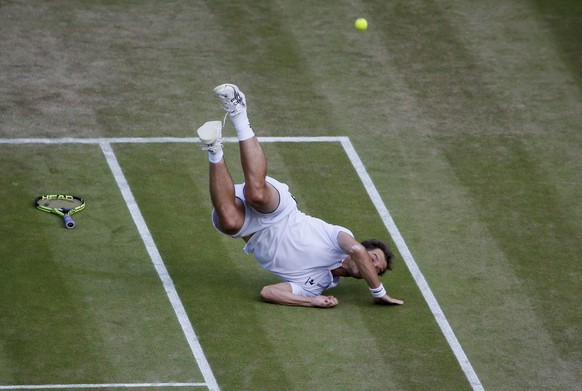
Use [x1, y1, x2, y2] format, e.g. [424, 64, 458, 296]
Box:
[369, 248, 388, 275]
[346, 248, 388, 278]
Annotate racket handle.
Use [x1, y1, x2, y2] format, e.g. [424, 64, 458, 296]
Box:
[64, 215, 76, 229]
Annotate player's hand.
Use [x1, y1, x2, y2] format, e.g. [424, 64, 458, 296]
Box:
[312, 295, 339, 308]
[374, 294, 404, 305]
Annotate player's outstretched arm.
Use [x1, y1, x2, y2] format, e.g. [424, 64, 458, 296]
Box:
[260, 282, 338, 308]
[337, 232, 404, 305]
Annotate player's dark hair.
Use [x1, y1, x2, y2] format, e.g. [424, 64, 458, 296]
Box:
[361, 238, 394, 275]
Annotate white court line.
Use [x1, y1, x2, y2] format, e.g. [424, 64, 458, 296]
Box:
[0, 136, 340, 144]
[99, 142, 219, 391]
[340, 137, 484, 391]
[0, 383, 205, 390]
[1, 136, 483, 391]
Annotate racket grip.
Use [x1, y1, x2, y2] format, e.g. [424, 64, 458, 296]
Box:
[64, 215, 76, 229]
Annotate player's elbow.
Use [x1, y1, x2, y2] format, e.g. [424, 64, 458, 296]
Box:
[350, 244, 368, 258]
[260, 283, 296, 305]
[260, 286, 275, 303]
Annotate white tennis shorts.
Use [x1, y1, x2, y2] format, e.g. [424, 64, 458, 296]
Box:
[211, 176, 298, 238]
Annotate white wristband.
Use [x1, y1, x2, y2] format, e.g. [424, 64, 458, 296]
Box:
[369, 284, 387, 298]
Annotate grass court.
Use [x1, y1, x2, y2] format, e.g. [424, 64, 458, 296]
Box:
[1, 1, 581, 390]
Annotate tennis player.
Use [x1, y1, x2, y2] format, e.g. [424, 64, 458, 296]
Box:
[197, 83, 404, 308]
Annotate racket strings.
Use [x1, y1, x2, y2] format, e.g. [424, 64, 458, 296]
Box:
[43, 200, 83, 209]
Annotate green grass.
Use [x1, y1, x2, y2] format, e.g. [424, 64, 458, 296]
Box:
[1, 1, 581, 390]
[0, 145, 202, 385]
[116, 142, 472, 390]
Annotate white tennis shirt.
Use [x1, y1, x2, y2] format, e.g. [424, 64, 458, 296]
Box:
[211, 177, 353, 297]
[243, 209, 352, 297]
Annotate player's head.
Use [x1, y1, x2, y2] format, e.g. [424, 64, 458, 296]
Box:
[361, 238, 394, 276]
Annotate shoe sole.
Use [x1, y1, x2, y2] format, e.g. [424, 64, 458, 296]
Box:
[197, 120, 222, 144]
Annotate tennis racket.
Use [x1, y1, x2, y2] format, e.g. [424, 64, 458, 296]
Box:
[35, 194, 85, 229]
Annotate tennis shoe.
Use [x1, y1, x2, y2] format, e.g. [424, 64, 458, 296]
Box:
[213, 83, 247, 116]
[197, 120, 223, 153]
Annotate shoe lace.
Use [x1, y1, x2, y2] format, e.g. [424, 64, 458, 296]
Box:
[222, 112, 228, 128]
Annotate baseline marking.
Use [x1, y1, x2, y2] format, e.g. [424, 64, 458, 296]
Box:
[0, 383, 205, 390]
[0, 136, 339, 144]
[1, 136, 483, 391]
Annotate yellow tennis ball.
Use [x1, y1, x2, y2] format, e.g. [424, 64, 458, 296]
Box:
[355, 18, 368, 31]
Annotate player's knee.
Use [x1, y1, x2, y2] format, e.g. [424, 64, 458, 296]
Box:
[259, 286, 273, 302]
[244, 183, 270, 207]
[215, 210, 243, 235]
[219, 221, 241, 235]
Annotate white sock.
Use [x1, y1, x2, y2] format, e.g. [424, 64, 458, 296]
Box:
[230, 111, 255, 141]
[208, 148, 223, 164]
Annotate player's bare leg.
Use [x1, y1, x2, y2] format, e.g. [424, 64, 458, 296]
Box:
[238, 137, 279, 213]
[213, 83, 279, 214]
[209, 160, 245, 234]
[197, 120, 245, 234]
